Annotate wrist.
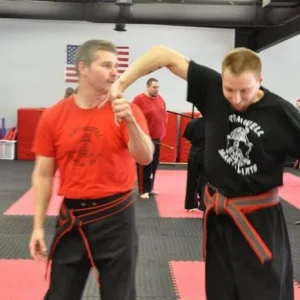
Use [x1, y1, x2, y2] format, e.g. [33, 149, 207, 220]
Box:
[33, 220, 45, 230]
[117, 77, 126, 93]
[33, 226, 44, 232]
[126, 115, 137, 126]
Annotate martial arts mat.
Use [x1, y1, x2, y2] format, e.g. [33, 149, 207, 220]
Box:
[5, 171, 300, 217]
[17, 108, 45, 160]
[278, 172, 300, 209]
[154, 169, 203, 218]
[168, 260, 300, 300]
[1, 161, 300, 299]
[0, 260, 49, 299]
[3, 177, 62, 216]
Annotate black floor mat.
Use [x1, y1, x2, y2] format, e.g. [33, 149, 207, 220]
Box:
[0, 160, 300, 299]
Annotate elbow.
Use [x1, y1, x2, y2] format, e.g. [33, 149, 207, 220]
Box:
[137, 155, 153, 166]
[136, 143, 155, 166]
[149, 45, 174, 67]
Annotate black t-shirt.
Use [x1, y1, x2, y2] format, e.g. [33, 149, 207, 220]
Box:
[183, 117, 205, 150]
[187, 60, 300, 197]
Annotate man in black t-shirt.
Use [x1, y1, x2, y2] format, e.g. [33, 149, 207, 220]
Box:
[109, 46, 300, 300]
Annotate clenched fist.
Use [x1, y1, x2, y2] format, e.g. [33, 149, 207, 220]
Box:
[112, 96, 134, 124]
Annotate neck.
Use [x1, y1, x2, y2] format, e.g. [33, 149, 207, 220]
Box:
[145, 91, 156, 98]
[75, 87, 107, 109]
[252, 89, 264, 104]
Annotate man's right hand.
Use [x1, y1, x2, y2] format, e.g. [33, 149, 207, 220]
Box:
[29, 228, 47, 262]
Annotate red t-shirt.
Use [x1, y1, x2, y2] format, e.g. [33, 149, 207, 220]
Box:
[32, 96, 150, 199]
[132, 93, 167, 139]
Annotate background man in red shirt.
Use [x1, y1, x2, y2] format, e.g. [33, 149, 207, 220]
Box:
[132, 78, 167, 199]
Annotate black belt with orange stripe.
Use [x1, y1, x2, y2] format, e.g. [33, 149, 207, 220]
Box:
[203, 185, 279, 263]
[45, 190, 134, 287]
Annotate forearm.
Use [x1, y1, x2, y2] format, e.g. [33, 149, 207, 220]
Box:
[31, 174, 53, 229]
[127, 119, 154, 165]
[117, 45, 185, 92]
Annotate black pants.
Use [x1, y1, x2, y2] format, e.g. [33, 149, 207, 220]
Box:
[137, 139, 160, 194]
[185, 148, 206, 210]
[44, 202, 138, 300]
[205, 203, 294, 300]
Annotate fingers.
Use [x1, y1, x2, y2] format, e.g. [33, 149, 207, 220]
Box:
[29, 239, 47, 262]
[111, 98, 133, 125]
[112, 99, 130, 113]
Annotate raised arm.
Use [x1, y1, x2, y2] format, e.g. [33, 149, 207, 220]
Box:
[115, 45, 190, 95]
[111, 45, 221, 116]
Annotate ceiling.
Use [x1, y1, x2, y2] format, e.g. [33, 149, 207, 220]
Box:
[0, 0, 300, 29]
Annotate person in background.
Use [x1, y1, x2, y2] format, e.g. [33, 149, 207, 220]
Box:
[132, 78, 167, 199]
[64, 87, 74, 98]
[293, 99, 300, 168]
[183, 116, 206, 212]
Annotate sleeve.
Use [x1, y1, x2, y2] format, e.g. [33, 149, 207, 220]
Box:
[31, 109, 56, 157]
[187, 60, 222, 115]
[121, 103, 150, 144]
[281, 100, 300, 158]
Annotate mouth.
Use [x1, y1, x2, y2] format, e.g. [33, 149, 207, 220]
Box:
[232, 105, 247, 112]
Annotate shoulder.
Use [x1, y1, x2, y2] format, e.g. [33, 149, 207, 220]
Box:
[40, 97, 72, 123]
[263, 88, 300, 119]
[264, 88, 295, 110]
[188, 60, 222, 83]
[158, 95, 165, 102]
[132, 93, 145, 103]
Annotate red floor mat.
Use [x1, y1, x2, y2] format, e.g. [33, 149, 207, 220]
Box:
[154, 170, 203, 218]
[4, 178, 62, 216]
[0, 259, 49, 299]
[169, 261, 206, 299]
[169, 260, 300, 300]
[278, 173, 300, 209]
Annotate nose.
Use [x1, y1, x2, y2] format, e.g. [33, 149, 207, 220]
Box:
[232, 93, 242, 105]
[111, 66, 118, 76]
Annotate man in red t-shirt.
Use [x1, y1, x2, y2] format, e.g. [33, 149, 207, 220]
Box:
[28, 40, 154, 300]
[132, 78, 167, 199]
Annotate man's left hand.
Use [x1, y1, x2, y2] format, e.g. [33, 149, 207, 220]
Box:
[112, 97, 134, 124]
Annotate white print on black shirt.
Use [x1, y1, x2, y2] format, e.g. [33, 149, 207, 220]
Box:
[218, 114, 264, 176]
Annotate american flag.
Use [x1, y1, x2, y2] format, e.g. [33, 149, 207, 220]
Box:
[64, 44, 129, 83]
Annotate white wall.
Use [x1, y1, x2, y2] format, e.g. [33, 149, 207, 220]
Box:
[0, 18, 235, 127]
[259, 34, 300, 106]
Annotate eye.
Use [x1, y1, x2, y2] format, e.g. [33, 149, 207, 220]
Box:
[102, 63, 111, 68]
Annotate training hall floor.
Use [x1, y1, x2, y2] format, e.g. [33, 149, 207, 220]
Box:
[1, 160, 300, 299]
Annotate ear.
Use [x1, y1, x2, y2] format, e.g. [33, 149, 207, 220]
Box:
[78, 61, 88, 77]
[258, 75, 263, 86]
